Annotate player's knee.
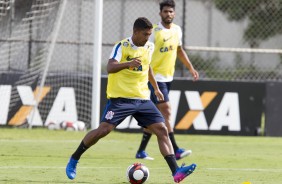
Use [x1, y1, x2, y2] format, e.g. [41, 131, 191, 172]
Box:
[159, 103, 171, 118]
[97, 123, 113, 137]
[143, 127, 152, 134]
[156, 124, 168, 137]
[163, 109, 171, 119]
[164, 104, 171, 114]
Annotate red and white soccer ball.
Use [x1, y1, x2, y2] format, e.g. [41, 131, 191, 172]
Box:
[60, 121, 77, 131]
[46, 120, 86, 131]
[126, 163, 149, 184]
[60, 120, 86, 131]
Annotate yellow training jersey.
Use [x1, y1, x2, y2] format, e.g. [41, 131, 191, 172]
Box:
[107, 37, 154, 99]
[150, 23, 182, 82]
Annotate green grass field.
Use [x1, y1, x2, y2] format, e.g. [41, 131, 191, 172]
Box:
[0, 128, 282, 184]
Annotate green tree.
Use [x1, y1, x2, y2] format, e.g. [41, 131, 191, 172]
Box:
[214, 0, 282, 47]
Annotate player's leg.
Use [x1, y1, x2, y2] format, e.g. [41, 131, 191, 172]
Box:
[66, 98, 135, 180]
[156, 101, 173, 132]
[135, 82, 158, 159]
[136, 128, 154, 160]
[135, 100, 177, 174]
[135, 82, 163, 159]
[66, 122, 115, 179]
[147, 122, 173, 156]
[157, 82, 192, 160]
[147, 121, 196, 183]
[157, 101, 192, 160]
[135, 100, 196, 183]
[72, 122, 115, 161]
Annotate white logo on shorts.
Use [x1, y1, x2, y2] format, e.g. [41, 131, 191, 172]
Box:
[105, 111, 114, 120]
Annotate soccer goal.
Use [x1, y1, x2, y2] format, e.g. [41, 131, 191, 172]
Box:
[0, 0, 100, 129]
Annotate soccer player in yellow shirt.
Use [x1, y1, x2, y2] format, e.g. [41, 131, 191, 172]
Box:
[66, 17, 196, 183]
[136, 0, 199, 161]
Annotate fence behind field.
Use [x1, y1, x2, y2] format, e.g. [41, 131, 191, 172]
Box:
[0, 0, 281, 82]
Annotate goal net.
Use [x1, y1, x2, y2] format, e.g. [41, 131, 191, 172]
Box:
[0, 0, 95, 128]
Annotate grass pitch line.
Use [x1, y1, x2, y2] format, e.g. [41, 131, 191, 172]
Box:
[0, 166, 121, 169]
[0, 139, 133, 143]
[0, 139, 80, 143]
[1, 166, 282, 173]
[206, 168, 282, 173]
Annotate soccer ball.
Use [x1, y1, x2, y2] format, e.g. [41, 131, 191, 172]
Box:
[60, 120, 86, 131]
[75, 120, 86, 131]
[126, 163, 149, 184]
[60, 121, 78, 131]
[47, 121, 60, 130]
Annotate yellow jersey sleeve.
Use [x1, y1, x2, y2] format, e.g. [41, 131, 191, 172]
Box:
[107, 38, 154, 99]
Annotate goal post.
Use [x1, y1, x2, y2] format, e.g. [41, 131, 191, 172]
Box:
[91, 0, 103, 130]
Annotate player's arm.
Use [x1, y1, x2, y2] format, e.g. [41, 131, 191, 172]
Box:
[107, 42, 141, 73]
[107, 58, 141, 73]
[148, 66, 164, 101]
[177, 46, 199, 81]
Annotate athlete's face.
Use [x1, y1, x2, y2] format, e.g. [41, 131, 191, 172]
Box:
[133, 28, 152, 46]
[160, 6, 175, 24]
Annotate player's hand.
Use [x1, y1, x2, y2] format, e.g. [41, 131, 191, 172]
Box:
[190, 68, 199, 81]
[154, 89, 164, 102]
[128, 58, 141, 68]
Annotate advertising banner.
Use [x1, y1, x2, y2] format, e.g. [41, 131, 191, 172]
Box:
[113, 79, 266, 136]
[1, 74, 266, 135]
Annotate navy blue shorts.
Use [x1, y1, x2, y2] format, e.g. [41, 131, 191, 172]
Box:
[148, 82, 171, 104]
[101, 98, 165, 127]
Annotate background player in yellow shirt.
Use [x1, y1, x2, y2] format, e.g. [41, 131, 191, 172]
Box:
[136, 0, 199, 161]
[66, 17, 196, 183]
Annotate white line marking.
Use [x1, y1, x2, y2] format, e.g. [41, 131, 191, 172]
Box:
[206, 168, 282, 172]
[0, 139, 124, 143]
[0, 166, 281, 173]
[0, 166, 120, 169]
[0, 139, 80, 143]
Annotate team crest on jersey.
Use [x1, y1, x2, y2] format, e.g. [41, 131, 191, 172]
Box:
[105, 111, 114, 120]
[123, 42, 129, 47]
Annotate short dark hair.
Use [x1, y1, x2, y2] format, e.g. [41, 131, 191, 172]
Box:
[159, 0, 175, 11]
[133, 17, 153, 30]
